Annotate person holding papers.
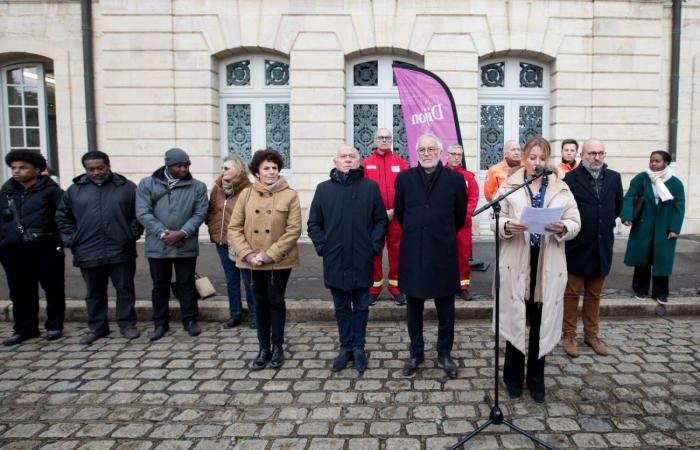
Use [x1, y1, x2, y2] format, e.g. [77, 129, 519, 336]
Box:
[492, 136, 580, 403]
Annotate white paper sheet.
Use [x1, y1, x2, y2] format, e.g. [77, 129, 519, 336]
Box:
[519, 206, 564, 235]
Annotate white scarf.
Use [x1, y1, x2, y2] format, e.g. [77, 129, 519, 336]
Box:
[645, 167, 674, 202]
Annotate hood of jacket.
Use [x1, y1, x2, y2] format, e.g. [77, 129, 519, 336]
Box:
[214, 172, 251, 194]
[71, 171, 128, 186]
[1, 174, 56, 195]
[329, 166, 364, 184]
[151, 166, 193, 182]
[251, 176, 291, 194]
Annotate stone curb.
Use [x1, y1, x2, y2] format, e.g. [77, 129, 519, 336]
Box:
[1, 297, 698, 323]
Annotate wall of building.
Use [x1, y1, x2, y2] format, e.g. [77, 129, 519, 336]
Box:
[1, 0, 699, 233]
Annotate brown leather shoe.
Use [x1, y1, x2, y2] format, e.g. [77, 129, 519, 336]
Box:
[584, 336, 608, 356]
[562, 334, 578, 358]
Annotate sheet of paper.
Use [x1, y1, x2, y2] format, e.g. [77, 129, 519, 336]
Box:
[519, 206, 564, 235]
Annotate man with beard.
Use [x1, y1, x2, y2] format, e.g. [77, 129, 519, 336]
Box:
[394, 133, 467, 378]
[308, 144, 388, 373]
[57, 151, 143, 344]
[484, 140, 522, 202]
[558, 139, 579, 175]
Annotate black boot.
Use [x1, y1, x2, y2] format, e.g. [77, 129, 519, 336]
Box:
[270, 345, 284, 369]
[251, 348, 271, 370]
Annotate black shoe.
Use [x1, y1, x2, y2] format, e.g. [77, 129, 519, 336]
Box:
[120, 327, 140, 340]
[656, 297, 668, 305]
[353, 348, 368, 373]
[3, 331, 40, 346]
[402, 355, 424, 376]
[45, 329, 63, 341]
[79, 329, 109, 345]
[530, 390, 545, 403]
[438, 355, 458, 379]
[332, 350, 353, 372]
[270, 345, 284, 369]
[506, 384, 522, 399]
[223, 316, 242, 329]
[251, 348, 271, 370]
[458, 290, 473, 301]
[149, 325, 169, 342]
[392, 293, 406, 306]
[368, 294, 379, 306]
[185, 321, 201, 337]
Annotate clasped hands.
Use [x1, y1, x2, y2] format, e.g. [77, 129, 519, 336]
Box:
[160, 229, 186, 248]
[245, 251, 272, 267]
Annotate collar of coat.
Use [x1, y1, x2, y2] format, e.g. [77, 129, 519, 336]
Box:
[329, 166, 364, 184]
[72, 171, 126, 186]
[151, 166, 193, 184]
[503, 166, 569, 204]
[252, 176, 291, 194]
[214, 173, 251, 193]
[1, 174, 55, 195]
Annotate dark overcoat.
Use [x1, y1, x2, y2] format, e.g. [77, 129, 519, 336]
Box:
[620, 172, 685, 276]
[563, 164, 623, 276]
[307, 167, 388, 291]
[394, 162, 467, 299]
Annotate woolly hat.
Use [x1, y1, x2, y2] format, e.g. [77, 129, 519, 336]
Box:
[164, 148, 190, 166]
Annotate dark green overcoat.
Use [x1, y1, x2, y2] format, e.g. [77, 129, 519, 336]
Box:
[620, 172, 685, 276]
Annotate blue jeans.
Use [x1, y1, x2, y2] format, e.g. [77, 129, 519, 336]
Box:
[330, 287, 369, 351]
[216, 246, 255, 319]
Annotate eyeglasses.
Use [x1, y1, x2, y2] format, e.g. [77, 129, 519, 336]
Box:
[587, 151, 606, 157]
[417, 147, 439, 155]
[221, 166, 234, 171]
[448, 152, 463, 157]
[375, 136, 392, 141]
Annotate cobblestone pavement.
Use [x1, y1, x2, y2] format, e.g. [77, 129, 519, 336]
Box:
[0, 318, 698, 450]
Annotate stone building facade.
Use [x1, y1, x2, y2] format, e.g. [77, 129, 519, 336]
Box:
[1, 0, 699, 234]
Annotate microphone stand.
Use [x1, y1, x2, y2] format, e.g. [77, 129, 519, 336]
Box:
[449, 168, 557, 450]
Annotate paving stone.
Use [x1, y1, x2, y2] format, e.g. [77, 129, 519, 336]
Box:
[642, 432, 681, 447]
[112, 442, 152, 450]
[333, 422, 365, 435]
[184, 424, 223, 438]
[259, 422, 294, 437]
[39, 422, 82, 438]
[296, 422, 329, 436]
[306, 439, 343, 450]
[191, 441, 231, 450]
[385, 438, 421, 450]
[571, 433, 608, 448]
[405, 421, 437, 435]
[2, 423, 45, 438]
[152, 442, 192, 450]
[223, 423, 258, 437]
[149, 424, 187, 439]
[111, 423, 153, 438]
[605, 433, 641, 447]
[268, 439, 307, 450]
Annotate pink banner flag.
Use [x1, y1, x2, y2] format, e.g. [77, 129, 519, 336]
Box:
[393, 63, 462, 167]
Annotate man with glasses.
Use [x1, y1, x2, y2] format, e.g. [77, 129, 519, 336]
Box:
[484, 140, 523, 201]
[445, 144, 479, 300]
[394, 133, 467, 378]
[562, 138, 623, 358]
[361, 128, 408, 305]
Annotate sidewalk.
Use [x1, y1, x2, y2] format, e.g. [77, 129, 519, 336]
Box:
[1, 236, 699, 323]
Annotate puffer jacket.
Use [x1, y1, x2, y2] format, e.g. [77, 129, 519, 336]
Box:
[491, 167, 581, 359]
[227, 176, 301, 270]
[0, 176, 63, 249]
[360, 148, 408, 210]
[56, 172, 143, 268]
[135, 166, 208, 258]
[205, 174, 251, 246]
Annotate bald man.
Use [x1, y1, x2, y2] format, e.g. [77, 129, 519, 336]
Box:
[483, 140, 523, 202]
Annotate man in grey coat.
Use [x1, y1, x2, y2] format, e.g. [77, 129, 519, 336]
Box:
[136, 148, 208, 341]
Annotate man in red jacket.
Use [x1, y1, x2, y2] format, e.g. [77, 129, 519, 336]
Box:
[361, 128, 408, 305]
[445, 144, 479, 300]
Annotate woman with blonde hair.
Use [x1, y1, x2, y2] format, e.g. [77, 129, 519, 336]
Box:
[492, 136, 580, 403]
[206, 155, 256, 329]
[228, 149, 301, 370]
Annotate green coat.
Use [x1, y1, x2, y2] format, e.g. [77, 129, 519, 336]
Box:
[620, 172, 685, 276]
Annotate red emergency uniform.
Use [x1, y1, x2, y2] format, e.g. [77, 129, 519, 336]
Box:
[446, 164, 479, 292]
[361, 149, 408, 296]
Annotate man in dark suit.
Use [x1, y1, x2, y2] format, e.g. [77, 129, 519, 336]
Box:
[562, 138, 623, 358]
[394, 133, 467, 378]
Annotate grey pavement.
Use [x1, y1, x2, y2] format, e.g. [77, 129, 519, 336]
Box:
[0, 317, 698, 449]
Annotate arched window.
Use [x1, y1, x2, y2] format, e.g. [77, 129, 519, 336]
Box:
[1, 62, 57, 176]
[219, 55, 290, 169]
[477, 58, 550, 170]
[346, 56, 422, 160]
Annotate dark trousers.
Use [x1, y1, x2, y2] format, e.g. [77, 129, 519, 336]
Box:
[632, 266, 669, 300]
[406, 295, 455, 358]
[330, 287, 369, 351]
[148, 257, 198, 326]
[247, 269, 291, 350]
[215, 245, 255, 319]
[80, 260, 137, 333]
[0, 246, 65, 334]
[503, 246, 545, 395]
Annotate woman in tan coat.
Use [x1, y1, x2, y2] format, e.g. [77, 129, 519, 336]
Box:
[492, 137, 580, 403]
[228, 149, 301, 370]
[205, 155, 255, 329]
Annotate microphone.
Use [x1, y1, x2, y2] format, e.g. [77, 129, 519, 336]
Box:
[532, 165, 553, 179]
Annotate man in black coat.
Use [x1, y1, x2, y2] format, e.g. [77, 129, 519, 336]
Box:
[0, 150, 65, 346]
[394, 133, 467, 378]
[56, 151, 143, 344]
[562, 138, 623, 358]
[308, 144, 388, 373]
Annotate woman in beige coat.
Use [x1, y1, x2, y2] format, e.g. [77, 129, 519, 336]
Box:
[228, 149, 301, 371]
[492, 137, 580, 403]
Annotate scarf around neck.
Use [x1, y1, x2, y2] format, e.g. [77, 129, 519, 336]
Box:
[645, 166, 674, 202]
